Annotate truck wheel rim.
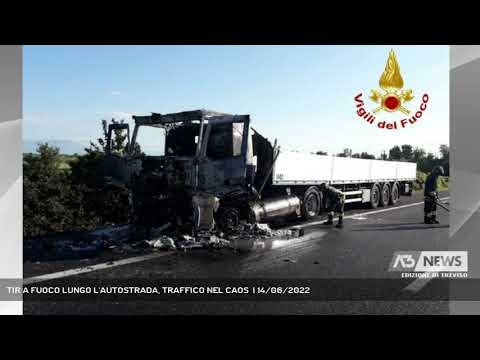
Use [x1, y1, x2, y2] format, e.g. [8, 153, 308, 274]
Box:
[383, 187, 389, 203]
[373, 188, 379, 204]
[393, 187, 398, 200]
[219, 208, 241, 232]
[305, 194, 318, 216]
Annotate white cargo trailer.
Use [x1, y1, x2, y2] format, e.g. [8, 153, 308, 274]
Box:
[106, 109, 419, 238]
[273, 150, 416, 186]
[263, 149, 416, 215]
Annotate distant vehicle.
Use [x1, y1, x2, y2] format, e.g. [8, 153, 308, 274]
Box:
[104, 109, 416, 247]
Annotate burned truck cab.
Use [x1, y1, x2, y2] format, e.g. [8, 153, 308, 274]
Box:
[104, 109, 267, 239]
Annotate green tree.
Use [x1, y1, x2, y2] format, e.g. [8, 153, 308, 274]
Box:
[418, 152, 437, 173]
[360, 152, 375, 159]
[23, 143, 92, 238]
[388, 146, 402, 160]
[439, 144, 449, 159]
[401, 144, 413, 161]
[337, 148, 352, 157]
[23, 118, 141, 239]
[439, 144, 449, 176]
[70, 118, 139, 226]
[412, 147, 426, 163]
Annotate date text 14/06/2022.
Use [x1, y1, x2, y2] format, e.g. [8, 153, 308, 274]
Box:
[354, 93, 429, 130]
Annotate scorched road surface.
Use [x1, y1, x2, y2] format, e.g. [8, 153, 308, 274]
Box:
[24, 191, 450, 315]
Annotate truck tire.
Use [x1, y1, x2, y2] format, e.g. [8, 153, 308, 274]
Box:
[379, 183, 390, 207]
[389, 182, 399, 205]
[370, 183, 381, 209]
[217, 207, 242, 233]
[301, 187, 322, 220]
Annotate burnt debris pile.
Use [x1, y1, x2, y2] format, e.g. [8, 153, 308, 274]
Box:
[24, 220, 304, 262]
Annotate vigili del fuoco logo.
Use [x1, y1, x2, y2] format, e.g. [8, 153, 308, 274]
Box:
[354, 49, 430, 130]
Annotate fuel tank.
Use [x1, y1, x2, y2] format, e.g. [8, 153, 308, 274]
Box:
[248, 195, 301, 223]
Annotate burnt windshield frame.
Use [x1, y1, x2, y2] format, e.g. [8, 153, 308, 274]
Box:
[199, 115, 250, 162]
[164, 123, 202, 157]
[129, 124, 166, 157]
[130, 122, 203, 157]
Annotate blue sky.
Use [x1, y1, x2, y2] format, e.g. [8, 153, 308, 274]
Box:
[23, 45, 449, 156]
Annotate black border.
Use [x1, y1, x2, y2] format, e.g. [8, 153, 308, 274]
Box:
[6, 6, 480, 44]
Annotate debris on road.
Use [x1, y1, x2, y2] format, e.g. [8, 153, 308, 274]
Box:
[149, 223, 172, 238]
[255, 223, 273, 236]
[24, 225, 135, 262]
[24, 216, 306, 262]
[145, 236, 176, 250]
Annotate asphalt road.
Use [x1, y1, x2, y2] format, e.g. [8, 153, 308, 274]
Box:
[23, 191, 450, 315]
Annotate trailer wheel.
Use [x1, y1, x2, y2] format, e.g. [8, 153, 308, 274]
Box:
[389, 183, 399, 205]
[370, 183, 381, 208]
[379, 183, 390, 207]
[301, 187, 322, 220]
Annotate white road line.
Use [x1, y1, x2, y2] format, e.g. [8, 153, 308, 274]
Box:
[24, 196, 450, 285]
[23, 252, 172, 285]
[296, 197, 450, 228]
[294, 195, 451, 295]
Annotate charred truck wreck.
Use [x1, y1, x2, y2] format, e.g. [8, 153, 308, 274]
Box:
[104, 109, 416, 250]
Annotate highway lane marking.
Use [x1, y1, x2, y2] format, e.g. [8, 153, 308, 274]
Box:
[24, 196, 449, 285]
[294, 196, 451, 295]
[23, 252, 172, 285]
[296, 197, 450, 228]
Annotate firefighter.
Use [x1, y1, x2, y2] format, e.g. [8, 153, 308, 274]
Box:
[424, 165, 445, 224]
[319, 183, 346, 228]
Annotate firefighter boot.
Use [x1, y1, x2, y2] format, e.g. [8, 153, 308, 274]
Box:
[424, 214, 432, 224]
[431, 214, 440, 224]
[323, 214, 334, 225]
[335, 216, 344, 229]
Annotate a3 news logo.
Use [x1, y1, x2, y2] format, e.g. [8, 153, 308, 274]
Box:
[389, 251, 468, 272]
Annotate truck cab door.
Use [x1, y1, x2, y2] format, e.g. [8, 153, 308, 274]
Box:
[197, 116, 250, 190]
[104, 123, 133, 186]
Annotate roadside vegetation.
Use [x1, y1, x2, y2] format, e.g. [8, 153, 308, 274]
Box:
[414, 171, 449, 192]
[24, 120, 450, 239]
[24, 119, 132, 239]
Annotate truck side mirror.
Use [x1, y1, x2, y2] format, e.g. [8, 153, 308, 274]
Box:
[106, 123, 130, 156]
